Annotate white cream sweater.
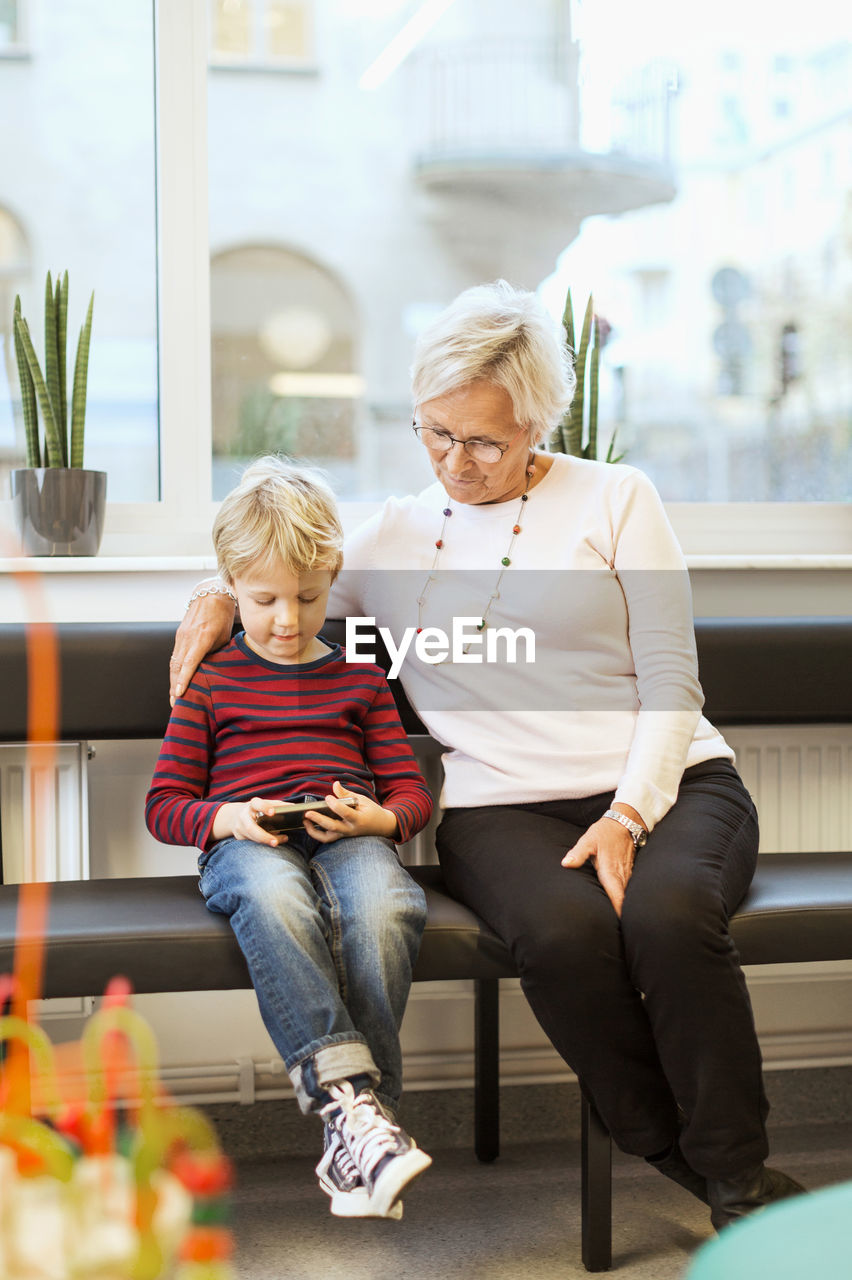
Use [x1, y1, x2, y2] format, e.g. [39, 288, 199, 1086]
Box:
[329, 454, 733, 829]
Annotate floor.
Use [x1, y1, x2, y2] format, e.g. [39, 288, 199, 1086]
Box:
[208, 1071, 852, 1280]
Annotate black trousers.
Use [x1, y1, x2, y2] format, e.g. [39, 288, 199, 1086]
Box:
[436, 758, 769, 1179]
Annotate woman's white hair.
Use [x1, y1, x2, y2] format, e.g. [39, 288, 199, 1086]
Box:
[410, 280, 576, 444]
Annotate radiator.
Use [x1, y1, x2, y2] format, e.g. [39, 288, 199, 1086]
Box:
[1, 731, 849, 883]
[724, 726, 852, 854]
[409, 728, 852, 861]
[0, 742, 90, 884]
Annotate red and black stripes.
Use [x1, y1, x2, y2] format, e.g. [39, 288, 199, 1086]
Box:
[146, 636, 432, 851]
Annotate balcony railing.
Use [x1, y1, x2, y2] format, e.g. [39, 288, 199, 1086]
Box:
[410, 39, 580, 161]
[608, 60, 678, 168]
[410, 40, 675, 170]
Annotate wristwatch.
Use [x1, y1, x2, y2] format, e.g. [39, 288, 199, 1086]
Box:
[602, 809, 648, 848]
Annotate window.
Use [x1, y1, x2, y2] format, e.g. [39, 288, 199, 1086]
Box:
[205, 0, 851, 512]
[211, 245, 360, 499]
[206, 0, 683, 503]
[2, 3, 848, 558]
[0, 207, 29, 462]
[0, 0, 23, 52]
[209, 0, 314, 67]
[543, 0, 851, 504]
[0, 0, 159, 502]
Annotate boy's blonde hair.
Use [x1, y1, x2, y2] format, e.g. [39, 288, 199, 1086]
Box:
[213, 456, 344, 584]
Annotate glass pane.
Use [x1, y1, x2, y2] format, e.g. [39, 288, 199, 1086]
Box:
[210, 0, 312, 63]
[211, 245, 361, 499]
[0, 208, 27, 458]
[540, 0, 851, 501]
[266, 1, 310, 59]
[0, 0, 20, 48]
[209, 0, 850, 501]
[0, 0, 159, 502]
[211, 0, 252, 58]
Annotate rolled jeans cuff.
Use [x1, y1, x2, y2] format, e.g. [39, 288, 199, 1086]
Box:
[290, 1037, 380, 1114]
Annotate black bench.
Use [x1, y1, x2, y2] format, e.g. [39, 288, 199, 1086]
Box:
[1, 616, 852, 1271]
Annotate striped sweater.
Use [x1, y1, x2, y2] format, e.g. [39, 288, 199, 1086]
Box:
[145, 634, 433, 852]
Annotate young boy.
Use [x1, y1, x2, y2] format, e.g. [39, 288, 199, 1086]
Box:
[146, 456, 433, 1219]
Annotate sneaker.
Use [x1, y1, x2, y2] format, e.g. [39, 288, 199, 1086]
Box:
[316, 1124, 403, 1219]
[320, 1081, 432, 1218]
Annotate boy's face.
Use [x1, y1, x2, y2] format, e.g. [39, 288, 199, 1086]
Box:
[231, 563, 334, 666]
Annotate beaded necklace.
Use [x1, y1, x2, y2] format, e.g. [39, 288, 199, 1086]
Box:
[416, 456, 537, 651]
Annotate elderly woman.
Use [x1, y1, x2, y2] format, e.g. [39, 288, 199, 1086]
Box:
[172, 280, 802, 1231]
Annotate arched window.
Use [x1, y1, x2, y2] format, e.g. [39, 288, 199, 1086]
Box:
[210, 244, 361, 499]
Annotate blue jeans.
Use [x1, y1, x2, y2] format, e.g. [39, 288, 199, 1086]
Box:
[199, 826, 427, 1115]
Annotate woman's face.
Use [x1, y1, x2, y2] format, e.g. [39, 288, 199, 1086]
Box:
[416, 380, 534, 506]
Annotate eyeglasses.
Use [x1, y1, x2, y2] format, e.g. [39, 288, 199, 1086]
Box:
[412, 421, 524, 465]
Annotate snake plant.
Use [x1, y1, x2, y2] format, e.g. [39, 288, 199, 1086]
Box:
[12, 271, 94, 469]
[550, 287, 622, 463]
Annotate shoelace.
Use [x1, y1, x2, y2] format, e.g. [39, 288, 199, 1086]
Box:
[322, 1083, 403, 1185]
[325, 1127, 361, 1190]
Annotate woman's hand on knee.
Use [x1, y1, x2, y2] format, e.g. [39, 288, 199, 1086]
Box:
[562, 820, 636, 918]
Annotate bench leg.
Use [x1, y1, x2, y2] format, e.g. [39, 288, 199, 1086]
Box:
[474, 977, 500, 1162]
[581, 1091, 613, 1272]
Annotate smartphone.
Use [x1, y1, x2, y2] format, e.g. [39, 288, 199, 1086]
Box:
[256, 796, 357, 834]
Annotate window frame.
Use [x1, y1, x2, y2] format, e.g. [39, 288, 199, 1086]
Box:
[4, 0, 849, 560]
[92, 0, 219, 556]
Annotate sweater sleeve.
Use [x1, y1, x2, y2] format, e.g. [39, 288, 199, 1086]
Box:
[609, 468, 705, 829]
[144, 671, 223, 852]
[360, 675, 433, 843]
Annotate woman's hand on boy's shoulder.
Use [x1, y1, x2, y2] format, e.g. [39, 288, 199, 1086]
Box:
[303, 781, 399, 843]
[170, 583, 236, 705]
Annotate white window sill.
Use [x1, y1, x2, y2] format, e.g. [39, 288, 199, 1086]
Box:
[686, 555, 852, 570]
[0, 556, 218, 573]
[0, 557, 217, 624]
[2, 553, 850, 626]
[2, 553, 851, 574]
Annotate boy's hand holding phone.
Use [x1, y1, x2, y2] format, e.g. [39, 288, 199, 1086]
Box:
[211, 782, 398, 846]
[211, 797, 296, 846]
[303, 781, 400, 843]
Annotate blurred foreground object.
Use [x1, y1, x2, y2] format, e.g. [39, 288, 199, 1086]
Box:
[685, 1179, 852, 1280]
[0, 978, 235, 1280]
[0, 558, 233, 1277]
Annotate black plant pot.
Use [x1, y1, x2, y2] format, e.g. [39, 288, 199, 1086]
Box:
[11, 468, 107, 556]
